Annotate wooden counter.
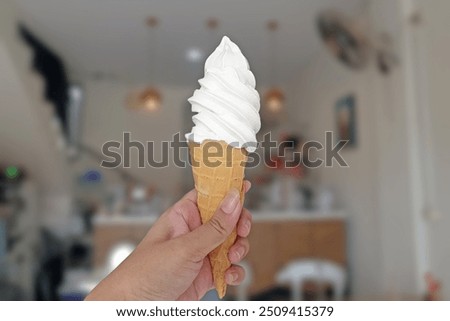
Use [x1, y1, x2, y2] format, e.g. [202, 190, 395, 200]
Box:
[93, 211, 346, 295]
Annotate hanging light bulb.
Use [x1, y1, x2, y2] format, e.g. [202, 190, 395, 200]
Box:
[141, 87, 161, 111]
[126, 87, 162, 112]
[126, 17, 162, 112]
[265, 87, 285, 113]
[264, 20, 285, 113]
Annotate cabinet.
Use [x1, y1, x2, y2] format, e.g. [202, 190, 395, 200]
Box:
[246, 219, 346, 294]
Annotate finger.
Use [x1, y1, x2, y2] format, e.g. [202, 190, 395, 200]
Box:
[146, 196, 201, 243]
[181, 189, 198, 203]
[237, 208, 252, 238]
[228, 237, 250, 264]
[184, 182, 248, 204]
[177, 257, 213, 301]
[225, 265, 246, 286]
[171, 198, 202, 233]
[243, 180, 251, 193]
[182, 188, 242, 261]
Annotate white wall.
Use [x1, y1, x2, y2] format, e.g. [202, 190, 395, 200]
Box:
[293, 48, 384, 298]
[1, 0, 73, 233]
[0, 0, 70, 193]
[421, 0, 450, 300]
[81, 80, 193, 196]
[291, 0, 432, 298]
[370, 0, 429, 298]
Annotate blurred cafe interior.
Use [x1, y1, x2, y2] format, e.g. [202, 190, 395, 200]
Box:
[0, 0, 449, 300]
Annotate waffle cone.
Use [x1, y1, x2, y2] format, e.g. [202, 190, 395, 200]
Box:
[189, 140, 247, 298]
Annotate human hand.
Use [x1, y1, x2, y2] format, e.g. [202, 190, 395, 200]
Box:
[86, 181, 252, 301]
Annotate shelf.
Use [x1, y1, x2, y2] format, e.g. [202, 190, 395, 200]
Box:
[93, 209, 346, 227]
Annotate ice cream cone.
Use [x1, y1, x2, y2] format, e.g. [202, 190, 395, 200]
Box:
[189, 140, 247, 298]
[185, 36, 260, 298]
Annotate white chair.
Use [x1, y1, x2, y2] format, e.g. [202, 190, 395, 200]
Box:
[106, 242, 136, 273]
[276, 259, 346, 301]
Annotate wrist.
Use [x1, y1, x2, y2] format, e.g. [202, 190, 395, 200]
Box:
[85, 267, 137, 301]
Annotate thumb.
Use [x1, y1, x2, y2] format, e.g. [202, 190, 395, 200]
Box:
[183, 188, 242, 261]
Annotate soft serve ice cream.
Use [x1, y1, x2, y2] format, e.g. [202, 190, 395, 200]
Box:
[186, 36, 261, 152]
[186, 36, 260, 298]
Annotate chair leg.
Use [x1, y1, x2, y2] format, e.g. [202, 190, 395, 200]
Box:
[292, 281, 303, 301]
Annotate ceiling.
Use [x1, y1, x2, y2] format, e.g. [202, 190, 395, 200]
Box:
[14, 0, 367, 86]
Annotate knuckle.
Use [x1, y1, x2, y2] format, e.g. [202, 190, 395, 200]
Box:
[208, 217, 228, 237]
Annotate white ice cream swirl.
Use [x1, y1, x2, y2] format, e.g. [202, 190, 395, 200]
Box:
[186, 36, 261, 152]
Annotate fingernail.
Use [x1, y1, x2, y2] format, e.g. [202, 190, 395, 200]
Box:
[236, 247, 245, 260]
[226, 273, 238, 284]
[221, 188, 240, 214]
[244, 220, 251, 233]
